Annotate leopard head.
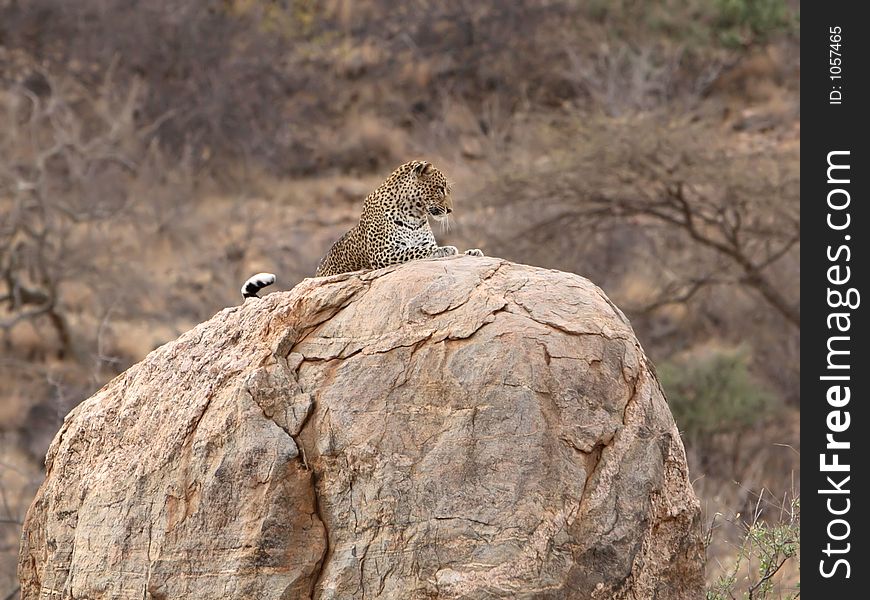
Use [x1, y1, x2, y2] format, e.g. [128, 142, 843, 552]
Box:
[390, 160, 453, 222]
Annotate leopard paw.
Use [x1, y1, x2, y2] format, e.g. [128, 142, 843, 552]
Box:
[432, 246, 459, 258]
[464, 248, 484, 257]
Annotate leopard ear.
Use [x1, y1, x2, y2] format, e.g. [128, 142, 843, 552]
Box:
[413, 161, 433, 177]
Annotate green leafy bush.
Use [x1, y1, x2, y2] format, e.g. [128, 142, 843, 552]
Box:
[714, 0, 797, 46]
[659, 346, 776, 440]
[706, 496, 800, 599]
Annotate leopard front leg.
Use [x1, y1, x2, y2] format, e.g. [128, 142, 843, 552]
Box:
[377, 242, 457, 267]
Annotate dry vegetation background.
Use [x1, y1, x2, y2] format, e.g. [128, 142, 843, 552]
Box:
[0, 0, 799, 597]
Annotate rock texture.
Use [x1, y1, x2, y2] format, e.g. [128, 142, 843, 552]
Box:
[19, 256, 704, 599]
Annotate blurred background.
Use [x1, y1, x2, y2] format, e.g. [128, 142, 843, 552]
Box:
[1, 0, 799, 597]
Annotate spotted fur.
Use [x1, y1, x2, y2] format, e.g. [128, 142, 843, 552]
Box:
[315, 160, 483, 277]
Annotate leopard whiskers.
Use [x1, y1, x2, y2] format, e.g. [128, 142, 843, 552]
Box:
[440, 214, 450, 234]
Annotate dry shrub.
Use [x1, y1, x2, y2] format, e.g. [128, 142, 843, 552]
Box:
[0, 55, 240, 474]
[1, 55, 181, 364]
[2, 0, 296, 172]
[317, 114, 408, 174]
[1, 0, 757, 176]
[565, 42, 733, 116]
[466, 113, 799, 405]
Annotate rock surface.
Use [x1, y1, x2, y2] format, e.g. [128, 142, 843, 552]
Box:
[19, 256, 704, 599]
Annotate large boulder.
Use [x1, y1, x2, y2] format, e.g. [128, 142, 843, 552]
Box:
[19, 256, 704, 599]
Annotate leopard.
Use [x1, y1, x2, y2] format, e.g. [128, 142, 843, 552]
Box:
[242, 160, 483, 298]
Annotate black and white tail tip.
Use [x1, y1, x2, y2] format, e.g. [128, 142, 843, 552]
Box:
[241, 273, 276, 299]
